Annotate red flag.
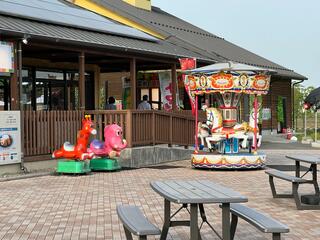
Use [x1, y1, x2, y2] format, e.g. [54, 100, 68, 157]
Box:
[179, 58, 197, 114]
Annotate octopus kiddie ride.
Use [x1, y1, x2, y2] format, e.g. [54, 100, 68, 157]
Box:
[184, 61, 275, 169]
[88, 124, 127, 171]
[52, 115, 127, 173]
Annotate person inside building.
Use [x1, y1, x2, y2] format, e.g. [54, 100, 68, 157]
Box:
[138, 95, 151, 110]
[105, 96, 117, 110]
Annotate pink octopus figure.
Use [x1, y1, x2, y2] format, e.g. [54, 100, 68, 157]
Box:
[88, 124, 127, 159]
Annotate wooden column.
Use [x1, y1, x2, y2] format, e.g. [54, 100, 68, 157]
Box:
[79, 51, 85, 110]
[171, 63, 177, 111]
[130, 58, 136, 109]
[10, 42, 19, 110]
[125, 110, 133, 147]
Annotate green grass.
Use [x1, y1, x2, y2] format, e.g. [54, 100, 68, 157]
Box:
[296, 130, 320, 142]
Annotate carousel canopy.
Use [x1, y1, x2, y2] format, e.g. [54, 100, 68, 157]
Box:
[184, 61, 276, 95]
[305, 87, 320, 109]
[186, 61, 277, 75]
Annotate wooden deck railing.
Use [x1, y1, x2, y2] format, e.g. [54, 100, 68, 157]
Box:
[23, 110, 205, 157]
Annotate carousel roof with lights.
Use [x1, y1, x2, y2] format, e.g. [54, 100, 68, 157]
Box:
[184, 62, 275, 95]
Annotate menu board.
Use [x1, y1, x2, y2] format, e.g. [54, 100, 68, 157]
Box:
[0, 42, 14, 73]
[0, 111, 21, 165]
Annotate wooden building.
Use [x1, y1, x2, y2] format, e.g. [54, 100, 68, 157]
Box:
[0, 0, 307, 166]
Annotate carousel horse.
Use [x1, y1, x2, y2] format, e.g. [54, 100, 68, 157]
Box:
[203, 106, 262, 151]
[246, 109, 263, 148]
[52, 116, 97, 160]
[203, 107, 226, 151]
[197, 122, 210, 150]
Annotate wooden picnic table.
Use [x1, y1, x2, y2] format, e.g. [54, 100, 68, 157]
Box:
[150, 180, 248, 240]
[286, 155, 320, 209]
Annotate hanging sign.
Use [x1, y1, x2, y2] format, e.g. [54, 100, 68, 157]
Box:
[159, 71, 175, 111]
[0, 42, 14, 73]
[0, 111, 21, 165]
[262, 108, 271, 120]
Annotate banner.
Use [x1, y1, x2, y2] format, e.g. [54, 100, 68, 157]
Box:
[0, 42, 14, 73]
[179, 58, 197, 114]
[0, 111, 21, 165]
[158, 71, 179, 111]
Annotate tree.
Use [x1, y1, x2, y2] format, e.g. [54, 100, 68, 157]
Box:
[293, 84, 315, 129]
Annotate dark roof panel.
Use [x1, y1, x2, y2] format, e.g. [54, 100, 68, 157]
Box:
[0, 15, 211, 60]
[0, 0, 156, 41]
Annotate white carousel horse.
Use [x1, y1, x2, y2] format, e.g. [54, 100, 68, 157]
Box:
[230, 109, 262, 149]
[246, 109, 263, 148]
[203, 107, 225, 151]
[197, 122, 210, 150]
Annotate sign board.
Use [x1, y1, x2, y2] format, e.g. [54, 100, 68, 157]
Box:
[0, 42, 14, 73]
[262, 108, 271, 120]
[0, 111, 21, 165]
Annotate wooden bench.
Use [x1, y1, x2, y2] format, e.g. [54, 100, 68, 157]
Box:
[116, 205, 161, 240]
[265, 169, 313, 209]
[229, 203, 289, 240]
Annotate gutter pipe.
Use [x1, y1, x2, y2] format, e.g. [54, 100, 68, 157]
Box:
[18, 40, 26, 173]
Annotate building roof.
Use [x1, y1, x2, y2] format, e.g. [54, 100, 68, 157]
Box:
[0, 0, 213, 61]
[0, 0, 156, 41]
[91, 0, 307, 80]
[0, 15, 211, 61]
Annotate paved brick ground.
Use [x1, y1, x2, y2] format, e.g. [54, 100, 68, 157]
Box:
[0, 149, 320, 239]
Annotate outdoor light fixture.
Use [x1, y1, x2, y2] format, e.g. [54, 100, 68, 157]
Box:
[22, 35, 30, 45]
[22, 38, 28, 45]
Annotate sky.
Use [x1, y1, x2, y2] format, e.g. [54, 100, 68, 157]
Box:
[153, 0, 319, 87]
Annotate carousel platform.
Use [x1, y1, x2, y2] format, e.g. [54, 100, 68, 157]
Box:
[192, 152, 266, 169]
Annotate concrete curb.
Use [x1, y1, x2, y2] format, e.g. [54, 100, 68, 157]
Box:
[0, 172, 52, 182]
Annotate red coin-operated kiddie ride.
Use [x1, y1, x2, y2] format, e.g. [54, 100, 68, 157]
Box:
[52, 115, 97, 174]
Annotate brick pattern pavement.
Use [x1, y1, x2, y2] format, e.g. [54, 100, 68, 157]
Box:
[0, 154, 320, 239]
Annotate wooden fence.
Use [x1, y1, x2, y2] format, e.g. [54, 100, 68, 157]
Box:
[23, 110, 205, 158]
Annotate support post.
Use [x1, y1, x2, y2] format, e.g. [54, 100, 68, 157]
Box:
[253, 94, 258, 151]
[195, 95, 199, 152]
[171, 63, 177, 111]
[130, 58, 136, 109]
[304, 109, 307, 138]
[315, 110, 318, 142]
[10, 42, 19, 110]
[125, 110, 133, 148]
[79, 51, 85, 110]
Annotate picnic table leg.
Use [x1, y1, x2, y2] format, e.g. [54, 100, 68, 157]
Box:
[312, 164, 320, 196]
[221, 203, 231, 240]
[295, 161, 300, 177]
[190, 203, 199, 240]
[160, 199, 171, 240]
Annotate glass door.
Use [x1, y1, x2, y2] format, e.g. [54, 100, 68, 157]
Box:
[50, 82, 65, 110]
[138, 88, 161, 110]
[151, 88, 160, 110]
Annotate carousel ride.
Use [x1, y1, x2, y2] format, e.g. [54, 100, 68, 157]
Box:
[184, 62, 275, 169]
